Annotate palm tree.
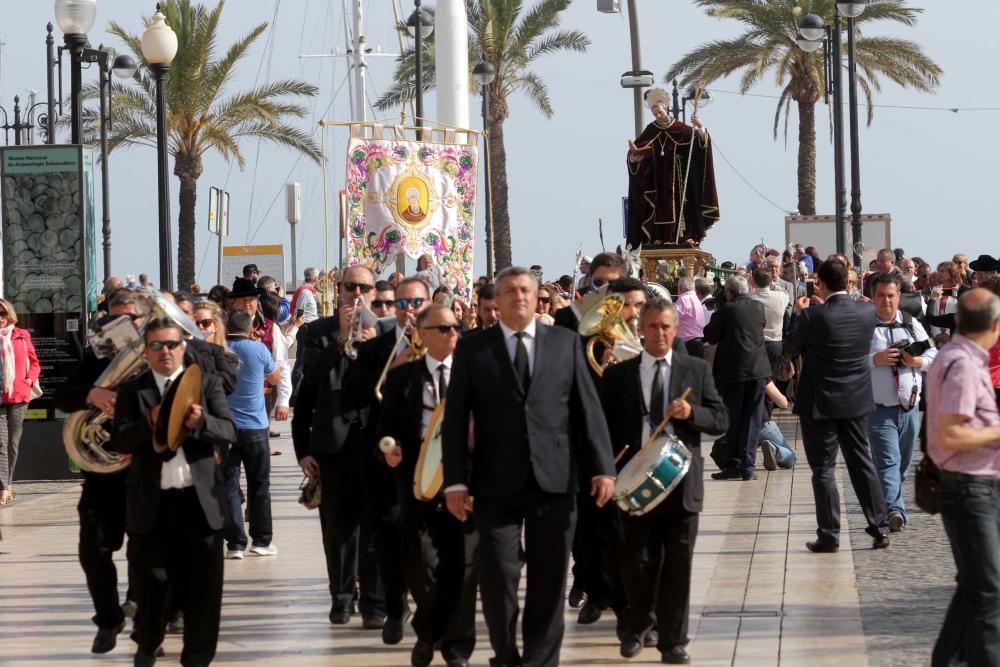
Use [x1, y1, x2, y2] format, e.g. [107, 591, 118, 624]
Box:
[666, 0, 941, 215]
[376, 0, 589, 270]
[86, 0, 321, 289]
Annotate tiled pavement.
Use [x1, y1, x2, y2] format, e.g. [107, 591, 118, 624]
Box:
[0, 412, 953, 666]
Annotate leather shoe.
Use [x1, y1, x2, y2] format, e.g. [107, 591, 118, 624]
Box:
[661, 646, 691, 664]
[620, 636, 642, 659]
[411, 640, 434, 667]
[645, 628, 660, 647]
[742, 470, 758, 481]
[567, 583, 585, 609]
[445, 659, 470, 667]
[362, 616, 386, 630]
[382, 617, 405, 645]
[329, 608, 351, 625]
[92, 621, 125, 654]
[577, 601, 602, 625]
[711, 468, 742, 480]
[872, 534, 890, 549]
[805, 540, 839, 553]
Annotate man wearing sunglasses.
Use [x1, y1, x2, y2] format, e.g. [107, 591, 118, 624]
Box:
[371, 280, 397, 320]
[351, 277, 432, 642]
[553, 252, 626, 333]
[377, 304, 477, 667]
[112, 318, 236, 667]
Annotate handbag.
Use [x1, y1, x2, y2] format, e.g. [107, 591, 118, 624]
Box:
[775, 354, 795, 382]
[913, 455, 942, 515]
[298, 475, 321, 510]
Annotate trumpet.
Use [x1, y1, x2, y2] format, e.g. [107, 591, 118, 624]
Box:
[374, 319, 427, 401]
[343, 297, 365, 359]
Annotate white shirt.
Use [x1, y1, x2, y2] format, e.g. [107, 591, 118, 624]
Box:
[639, 349, 675, 444]
[153, 366, 194, 490]
[498, 318, 536, 376]
[868, 311, 937, 407]
[269, 321, 292, 408]
[422, 354, 452, 433]
[298, 288, 319, 324]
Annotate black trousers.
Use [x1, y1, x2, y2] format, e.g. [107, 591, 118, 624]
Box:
[799, 415, 889, 544]
[368, 459, 409, 621]
[77, 474, 131, 630]
[684, 338, 705, 359]
[477, 482, 576, 667]
[620, 486, 697, 650]
[570, 489, 616, 609]
[720, 379, 767, 475]
[402, 501, 478, 661]
[131, 488, 223, 666]
[318, 446, 384, 617]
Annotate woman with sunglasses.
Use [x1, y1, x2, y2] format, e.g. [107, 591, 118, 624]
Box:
[0, 298, 41, 506]
[193, 300, 228, 347]
[536, 284, 556, 325]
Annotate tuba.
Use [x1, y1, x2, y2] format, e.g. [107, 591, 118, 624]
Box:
[63, 292, 202, 474]
[578, 293, 643, 377]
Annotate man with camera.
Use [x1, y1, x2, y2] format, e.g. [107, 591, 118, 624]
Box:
[868, 273, 937, 532]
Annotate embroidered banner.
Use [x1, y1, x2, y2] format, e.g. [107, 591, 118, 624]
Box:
[345, 137, 478, 301]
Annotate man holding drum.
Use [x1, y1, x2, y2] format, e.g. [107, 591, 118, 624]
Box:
[600, 298, 728, 664]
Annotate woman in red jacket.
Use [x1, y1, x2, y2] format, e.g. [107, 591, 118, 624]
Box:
[0, 299, 40, 505]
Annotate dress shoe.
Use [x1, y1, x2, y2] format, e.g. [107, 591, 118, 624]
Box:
[645, 628, 660, 647]
[445, 659, 470, 667]
[362, 616, 386, 630]
[711, 468, 742, 480]
[92, 621, 126, 654]
[382, 617, 405, 645]
[872, 534, 890, 549]
[620, 636, 642, 659]
[805, 540, 839, 553]
[661, 646, 690, 664]
[888, 511, 905, 533]
[577, 601, 602, 625]
[742, 470, 758, 481]
[761, 442, 778, 471]
[134, 650, 157, 667]
[567, 583, 585, 609]
[411, 640, 434, 667]
[329, 608, 351, 625]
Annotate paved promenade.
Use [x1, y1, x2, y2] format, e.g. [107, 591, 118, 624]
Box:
[0, 412, 954, 666]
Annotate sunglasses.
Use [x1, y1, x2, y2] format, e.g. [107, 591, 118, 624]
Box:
[395, 297, 426, 309]
[147, 340, 184, 351]
[592, 278, 608, 288]
[195, 318, 215, 329]
[421, 324, 460, 333]
[538, 297, 551, 305]
[121, 313, 141, 322]
[0, 310, 7, 317]
[342, 282, 374, 293]
[371, 299, 395, 308]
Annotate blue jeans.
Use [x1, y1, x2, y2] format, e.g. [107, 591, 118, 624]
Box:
[758, 421, 796, 468]
[933, 471, 1000, 667]
[224, 428, 272, 550]
[867, 405, 919, 518]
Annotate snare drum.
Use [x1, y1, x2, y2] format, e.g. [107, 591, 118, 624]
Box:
[614, 434, 691, 516]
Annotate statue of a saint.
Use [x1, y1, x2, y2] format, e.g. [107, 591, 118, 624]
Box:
[626, 88, 720, 247]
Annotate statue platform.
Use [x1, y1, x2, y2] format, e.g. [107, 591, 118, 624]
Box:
[638, 245, 716, 281]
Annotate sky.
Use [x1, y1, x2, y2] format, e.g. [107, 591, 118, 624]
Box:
[1, 0, 996, 287]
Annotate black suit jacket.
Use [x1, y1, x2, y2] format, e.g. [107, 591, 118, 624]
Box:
[785, 293, 877, 419]
[600, 354, 728, 513]
[703, 294, 770, 385]
[54, 348, 110, 413]
[376, 358, 435, 511]
[112, 368, 235, 534]
[442, 324, 614, 498]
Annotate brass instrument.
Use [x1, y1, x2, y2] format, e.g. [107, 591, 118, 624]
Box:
[578, 293, 643, 377]
[374, 319, 426, 402]
[63, 291, 203, 474]
[343, 297, 364, 359]
[315, 267, 342, 317]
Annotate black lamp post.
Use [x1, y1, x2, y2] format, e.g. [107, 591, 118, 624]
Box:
[840, 0, 868, 268]
[406, 1, 434, 140]
[141, 4, 178, 291]
[55, 0, 97, 145]
[472, 54, 496, 279]
[46, 23, 58, 144]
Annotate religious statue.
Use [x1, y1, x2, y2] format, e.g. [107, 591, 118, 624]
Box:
[626, 88, 720, 247]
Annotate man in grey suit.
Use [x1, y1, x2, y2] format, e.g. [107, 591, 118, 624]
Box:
[785, 257, 890, 552]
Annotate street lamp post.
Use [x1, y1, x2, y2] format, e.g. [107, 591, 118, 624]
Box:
[55, 0, 97, 145]
[472, 54, 496, 279]
[406, 2, 434, 140]
[141, 4, 178, 291]
[46, 23, 58, 144]
[841, 1, 868, 268]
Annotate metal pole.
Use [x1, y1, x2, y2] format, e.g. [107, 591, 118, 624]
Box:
[846, 16, 863, 267]
[290, 224, 298, 291]
[151, 63, 173, 291]
[483, 85, 495, 279]
[352, 0, 367, 121]
[12, 96, 21, 146]
[65, 35, 87, 145]
[414, 0, 424, 140]
[46, 25, 55, 144]
[670, 79, 681, 119]
[625, 0, 643, 137]
[831, 18, 847, 256]
[99, 63, 112, 281]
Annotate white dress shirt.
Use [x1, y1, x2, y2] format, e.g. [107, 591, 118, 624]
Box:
[422, 353, 452, 433]
[153, 366, 194, 490]
[639, 349, 675, 444]
[868, 311, 937, 407]
[498, 318, 536, 375]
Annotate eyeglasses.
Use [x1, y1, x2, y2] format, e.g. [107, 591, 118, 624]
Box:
[421, 324, 460, 333]
[395, 297, 426, 309]
[146, 340, 184, 351]
[342, 282, 374, 293]
[592, 278, 608, 288]
[538, 297, 551, 305]
[371, 299, 395, 309]
[195, 319, 215, 329]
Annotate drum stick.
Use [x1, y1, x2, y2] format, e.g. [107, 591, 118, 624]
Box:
[613, 445, 630, 465]
[641, 387, 692, 450]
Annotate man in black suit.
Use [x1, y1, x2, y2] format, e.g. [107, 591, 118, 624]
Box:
[378, 304, 477, 667]
[354, 277, 432, 642]
[601, 298, 728, 664]
[292, 265, 385, 626]
[112, 317, 236, 667]
[553, 251, 625, 332]
[703, 276, 771, 480]
[785, 257, 890, 551]
[442, 266, 615, 667]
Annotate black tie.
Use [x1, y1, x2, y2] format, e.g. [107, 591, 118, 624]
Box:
[161, 378, 172, 399]
[650, 359, 665, 426]
[437, 364, 448, 404]
[514, 332, 531, 392]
